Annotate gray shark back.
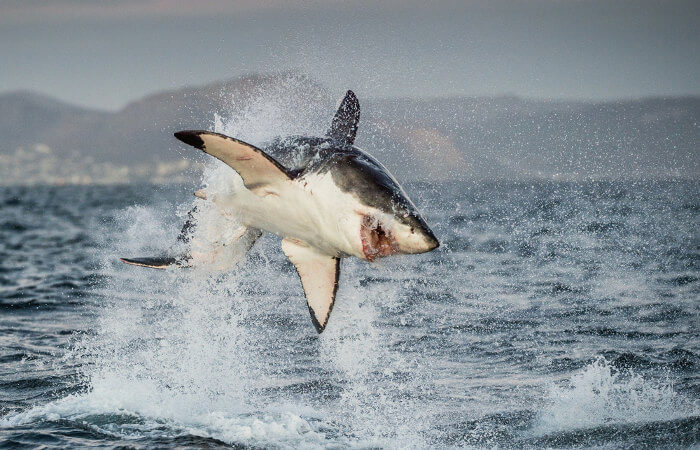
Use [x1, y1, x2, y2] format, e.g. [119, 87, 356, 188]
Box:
[262, 136, 430, 233]
[261, 89, 361, 176]
[262, 136, 328, 176]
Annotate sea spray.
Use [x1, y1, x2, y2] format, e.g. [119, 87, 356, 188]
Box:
[2, 85, 339, 445]
[54, 193, 328, 446]
[535, 357, 699, 434]
[212, 74, 328, 145]
[319, 259, 433, 447]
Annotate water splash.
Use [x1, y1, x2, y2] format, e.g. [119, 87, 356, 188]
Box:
[0, 194, 330, 447]
[213, 74, 329, 145]
[535, 357, 699, 434]
[318, 260, 433, 447]
[0, 83, 436, 447]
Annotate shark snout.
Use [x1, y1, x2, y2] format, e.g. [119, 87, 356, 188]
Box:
[359, 212, 439, 260]
[395, 221, 439, 254]
[418, 225, 440, 252]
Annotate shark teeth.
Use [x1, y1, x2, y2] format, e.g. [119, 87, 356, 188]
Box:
[360, 215, 398, 262]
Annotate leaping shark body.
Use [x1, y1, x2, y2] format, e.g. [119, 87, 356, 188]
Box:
[121, 91, 439, 333]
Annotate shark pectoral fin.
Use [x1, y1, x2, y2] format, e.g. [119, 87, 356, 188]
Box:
[282, 239, 340, 334]
[119, 256, 189, 269]
[327, 90, 360, 145]
[174, 130, 292, 196]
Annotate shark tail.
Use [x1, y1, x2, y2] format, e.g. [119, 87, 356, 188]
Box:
[119, 207, 197, 269]
[119, 256, 189, 269]
[119, 205, 262, 270]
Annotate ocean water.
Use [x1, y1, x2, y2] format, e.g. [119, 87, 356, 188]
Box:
[0, 179, 698, 448]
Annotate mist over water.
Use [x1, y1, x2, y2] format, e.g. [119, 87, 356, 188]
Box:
[0, 85, 698, 448]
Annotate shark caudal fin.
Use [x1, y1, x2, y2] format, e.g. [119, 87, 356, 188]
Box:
[282, 239, 340, 334]
[327, 90, 360, 145]
[119, 256, 188, 269]
[119, 207, 196, 269]
[119, 205, 261, 270]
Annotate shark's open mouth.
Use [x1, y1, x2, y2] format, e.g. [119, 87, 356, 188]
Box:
[360, 215, 398, 261]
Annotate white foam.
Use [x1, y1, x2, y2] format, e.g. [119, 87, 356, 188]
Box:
[2, 385, 326, 448]
[535, 357, 699, 434]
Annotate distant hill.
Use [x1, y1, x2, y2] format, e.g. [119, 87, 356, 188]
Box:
[0, 73, 698, 184]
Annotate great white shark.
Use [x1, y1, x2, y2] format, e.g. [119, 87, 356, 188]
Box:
[121, 91, 439, 333]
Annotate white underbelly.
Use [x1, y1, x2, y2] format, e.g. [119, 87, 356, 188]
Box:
[216, 173, 364, 258]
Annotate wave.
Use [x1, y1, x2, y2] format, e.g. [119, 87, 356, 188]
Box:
[534, 357, 699, 435]
[1, 388, 326, 448]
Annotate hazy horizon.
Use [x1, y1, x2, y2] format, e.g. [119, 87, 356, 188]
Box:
[6, 73, 700, 114]
[1, 0, 698, 110]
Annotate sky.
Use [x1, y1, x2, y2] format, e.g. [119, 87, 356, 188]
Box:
[0, 0, 698, 110]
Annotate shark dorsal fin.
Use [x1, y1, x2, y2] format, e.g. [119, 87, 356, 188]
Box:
[327, 90, 360, 145]
[282, 239, 340, 333]
[175, 130, 292, 196]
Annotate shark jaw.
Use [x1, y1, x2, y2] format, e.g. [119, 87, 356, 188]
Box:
[359, 213, 440, 262]
[360, 214, 399, 262]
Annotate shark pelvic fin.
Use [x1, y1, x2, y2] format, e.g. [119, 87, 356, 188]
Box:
[327, 90, 360, 145]
[174, 131, 292, 196]
[282, 239, 340, 334]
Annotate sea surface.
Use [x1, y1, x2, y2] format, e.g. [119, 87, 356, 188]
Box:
[0, 180, 698, 448]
